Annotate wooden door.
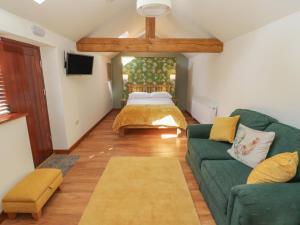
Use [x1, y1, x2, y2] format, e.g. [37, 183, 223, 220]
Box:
[0, 38, 53, 166]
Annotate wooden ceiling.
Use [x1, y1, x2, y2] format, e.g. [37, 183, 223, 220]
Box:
[76, 17, 223, 53]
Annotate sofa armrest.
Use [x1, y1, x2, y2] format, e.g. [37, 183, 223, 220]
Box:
[187, 124, 212, 139]
[227, 183, 300, 225]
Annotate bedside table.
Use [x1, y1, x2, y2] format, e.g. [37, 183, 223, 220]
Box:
[120, 99, 127, 108]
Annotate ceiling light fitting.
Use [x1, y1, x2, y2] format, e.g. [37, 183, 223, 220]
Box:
[137, 0, 172, 17]
[33, 0, 46, 5]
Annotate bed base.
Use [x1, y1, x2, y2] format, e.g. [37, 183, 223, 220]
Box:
[119, 126, 185, 137]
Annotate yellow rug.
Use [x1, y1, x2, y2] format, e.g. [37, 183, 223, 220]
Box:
[79, 157, 201, 225]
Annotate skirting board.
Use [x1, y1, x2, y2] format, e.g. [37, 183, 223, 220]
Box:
[54, 109, 113, 154]
[185, 110, 200, 124]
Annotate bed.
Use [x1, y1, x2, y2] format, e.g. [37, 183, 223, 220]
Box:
[112, 84, 187, 136]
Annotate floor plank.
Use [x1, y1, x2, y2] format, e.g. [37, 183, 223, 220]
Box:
[2, 110, 216, 225]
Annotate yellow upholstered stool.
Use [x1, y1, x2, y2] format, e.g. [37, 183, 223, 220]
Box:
[2, 168, 63, 220]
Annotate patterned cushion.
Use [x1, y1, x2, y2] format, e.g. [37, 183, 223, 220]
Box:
[227, 124, 275, 168]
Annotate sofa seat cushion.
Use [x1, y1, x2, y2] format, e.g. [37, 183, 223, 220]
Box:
[3, 169, 62, 202]
[188, 138, 232, 167]
[200, 160, 252, 214]
[265, 123, 300, 182]
[231, 109, 278, 131]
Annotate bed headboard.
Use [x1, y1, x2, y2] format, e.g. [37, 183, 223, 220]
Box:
[128, 84, 172, 94]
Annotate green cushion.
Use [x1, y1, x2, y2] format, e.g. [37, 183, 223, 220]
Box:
[265, 123, 300, 182]
[231, 109, 278, 131]
[200, 160, 252, 215]
[188, 138, 232, 168]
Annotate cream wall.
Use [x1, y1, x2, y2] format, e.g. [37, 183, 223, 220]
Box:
[40, 47, 69, 149]
[0, 9, 113, 149]
[187, 11, 300, 129]
[0, 117, 34, 212]
[61, 54, 113, 147]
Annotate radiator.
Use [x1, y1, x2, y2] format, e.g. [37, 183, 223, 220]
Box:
[190, 99, 217, 124]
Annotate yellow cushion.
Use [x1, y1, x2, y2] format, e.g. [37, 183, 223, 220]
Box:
[247, 152, 299, 184]
[209, 115, 240, 143]
[3, 168, 62, 203]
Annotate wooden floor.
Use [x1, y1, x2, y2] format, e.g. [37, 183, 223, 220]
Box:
[2, 110, 216, 225]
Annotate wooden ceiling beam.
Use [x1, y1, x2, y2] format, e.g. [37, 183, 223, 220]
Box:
[145, 17, 156, 39]
[76, 38, 223, 53]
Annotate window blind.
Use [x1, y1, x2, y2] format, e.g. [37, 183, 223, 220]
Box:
[0, 70, 10, 116]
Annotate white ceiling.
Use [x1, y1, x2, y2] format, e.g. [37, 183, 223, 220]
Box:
[0, 0, 300, 42]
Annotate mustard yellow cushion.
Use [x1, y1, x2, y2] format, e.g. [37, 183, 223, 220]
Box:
[209, 115, 240, 143]
[3, 168, 62, 202]
[247, 152, 299, 184]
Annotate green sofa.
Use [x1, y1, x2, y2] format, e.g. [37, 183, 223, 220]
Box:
[186, 109, 300, 225]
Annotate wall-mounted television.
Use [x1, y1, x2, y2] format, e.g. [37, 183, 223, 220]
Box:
[66, 53, 94, 75]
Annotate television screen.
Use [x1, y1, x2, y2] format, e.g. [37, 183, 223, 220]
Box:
[66, 53, 94, 75]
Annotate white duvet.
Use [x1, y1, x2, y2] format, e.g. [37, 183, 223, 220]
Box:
[127, 97, 174, 105]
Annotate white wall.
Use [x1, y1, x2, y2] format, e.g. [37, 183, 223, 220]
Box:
[0, 9, 113, 149]
[40, 47, 69, 149]
[61, 54, 113, 147]
[187, 11, 300, 129]
[0, 117, 34, 212]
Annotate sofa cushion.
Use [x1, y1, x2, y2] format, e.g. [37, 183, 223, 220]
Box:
[188, 138, 232, 167]
[227, 124, 275, 168]
[201, 160, 252, 214]
[265, 123, 300, 181]
[231, 109, 278, 131]
[209, 116, 240, 143]
[247, 152, 299, 184]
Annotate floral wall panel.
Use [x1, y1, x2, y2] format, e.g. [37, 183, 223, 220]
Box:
[122, 57, 176, 98]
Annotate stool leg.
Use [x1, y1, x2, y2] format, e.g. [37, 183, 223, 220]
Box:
[32, 211, 42, 221]
[7, 213, 16, 219]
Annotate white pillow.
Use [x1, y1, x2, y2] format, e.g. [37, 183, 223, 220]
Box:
[150, 92, 172, 99]
[128, 92, 150, 99]
[227, 124, 275, 168]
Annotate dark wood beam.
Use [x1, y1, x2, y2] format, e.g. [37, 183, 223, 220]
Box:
[76, 38, 223, 53]
[145, 17, 156, 39]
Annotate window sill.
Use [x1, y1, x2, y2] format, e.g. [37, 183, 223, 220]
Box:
[0, 113, 27, 125]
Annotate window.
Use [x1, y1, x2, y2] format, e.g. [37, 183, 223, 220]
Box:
[0, 67, 10, 116]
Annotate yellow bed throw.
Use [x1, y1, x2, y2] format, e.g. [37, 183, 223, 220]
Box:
[112, 105, 187, 132]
